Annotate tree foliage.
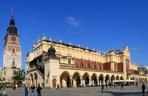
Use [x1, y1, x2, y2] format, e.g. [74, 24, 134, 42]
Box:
[12, 69, 25, 84]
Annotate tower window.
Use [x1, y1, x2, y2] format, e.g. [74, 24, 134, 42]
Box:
[12, 60, 15, 66]
[13, 49, 15, 53]
[13, 70, 16, 75]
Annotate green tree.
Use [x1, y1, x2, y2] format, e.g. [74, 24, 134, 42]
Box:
[12, 69, 25, 85]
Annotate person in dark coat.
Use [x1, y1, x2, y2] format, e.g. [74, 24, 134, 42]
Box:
[25, 86, 29, 96]
[120, 82, 124, 90]
[56, 84, 60, 91]
[36, 84, 42, 96]
[142, 83, 145, 95]
[101, 85, 104, 93]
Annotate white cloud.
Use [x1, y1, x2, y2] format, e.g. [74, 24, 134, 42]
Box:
[67, 16, 79, 27]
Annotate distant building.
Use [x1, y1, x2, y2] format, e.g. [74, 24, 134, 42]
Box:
[137, 66, 148, 82]
[2, 16, 22, 82]
[138, 66, 148, 75]
[127, 63, 148, 83]
[25, 36, 147, 88]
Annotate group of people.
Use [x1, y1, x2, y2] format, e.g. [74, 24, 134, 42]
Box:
[0, 85, 7, 96]
[101, 82, 147, 95]
[0, 82, 147, 95]
[25, 84, 42, 96]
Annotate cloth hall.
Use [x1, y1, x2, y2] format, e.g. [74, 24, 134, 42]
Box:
[26, 36, 147, 88]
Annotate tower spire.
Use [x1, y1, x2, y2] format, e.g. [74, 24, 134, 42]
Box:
[6, 10, 18, 36]
[10, 9, 15, 26]
[10, 8, 14, 16]
[9, 15, 15, 26]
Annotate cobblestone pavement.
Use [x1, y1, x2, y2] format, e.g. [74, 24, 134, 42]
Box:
[1, 83, 148, 96]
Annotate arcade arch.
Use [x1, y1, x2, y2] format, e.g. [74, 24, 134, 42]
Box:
[116, 75, 119, 80]
[60, 71, 71, 88]
[120, 76, 124, 80]
[34, 73, 38, 87]
[30, 73, 34, 85]
[111, 75, 115, 83]
[99, 74, 104, 85]
[91, 73, 97, 86]
[82, 72, 90, 87]
[73, 72, 81, 87]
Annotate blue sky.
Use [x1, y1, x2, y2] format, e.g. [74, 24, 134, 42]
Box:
[0, 0, 148, 69]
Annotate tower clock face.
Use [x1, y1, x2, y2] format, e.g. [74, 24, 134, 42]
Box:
[11, 36, 16, 41]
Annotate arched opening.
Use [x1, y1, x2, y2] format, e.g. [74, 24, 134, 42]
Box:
[30, 74, 34, 86]
[111, 75, 115, 83]
[73, 72, 81, 87]
[82, 73, 90, 87]
[91, 73, 98, 86]
[52, 78, 57, 88]
[116, 75, 119, 80]
[105, 74, 110, 86]
[131, 77, 135, 80]
[34, 73, 38, 87]
[120, 76, 124, 80]
[60, 71, 71, 88]
[13, 48, 15, 53]
[99, 74, 104, 86]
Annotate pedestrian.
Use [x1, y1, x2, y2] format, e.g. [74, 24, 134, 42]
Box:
[31, 89, 36, 96]
[13, 85, 16, 90]
[36, 84, 42, 96]
[136, 82, 138, 87]
[30, 85, 36, 96]
[101, 84, 104, 93]
[25, 86, 29, 96]
[114, 82, 116, 88]
[2, 87, 7, 96]
[56, 84, 61, 96]
[56, 84, 60, 91]
[142, 83, 145, 96]
[109, 82, 111, 88]
[105, 80, 108, 88]
[120, 82, 124, 90]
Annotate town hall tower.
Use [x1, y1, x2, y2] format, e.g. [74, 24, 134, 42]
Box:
[3, 16, 22, 82]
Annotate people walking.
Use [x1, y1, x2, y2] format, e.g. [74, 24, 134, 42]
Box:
[105, 80, 108, 88]
[142, 83, 145, 96]
[120, 82, 124, 90]
[101, 84, 104, 93]
[36, 84, 42, 96]
[136, 82, 138, 87]
[109, 82, 112, 88]
[2, 87, 7, 96]
[31, 89, 36, 96]
[56, 84, 60, 91]
[30, 85, 36, 96]
[56, 84, 61, 96]
[25, 86, 29, 96]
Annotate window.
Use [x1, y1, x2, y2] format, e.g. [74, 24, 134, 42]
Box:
[68, 59, 71, 64]
[13, 48, 15, 53]
[13, 70, 16, 75]
[12, 60, 15, 66]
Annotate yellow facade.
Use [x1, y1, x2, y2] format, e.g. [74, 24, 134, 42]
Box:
[130, 63, 138, 70]
[26, 37, 147, 88]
